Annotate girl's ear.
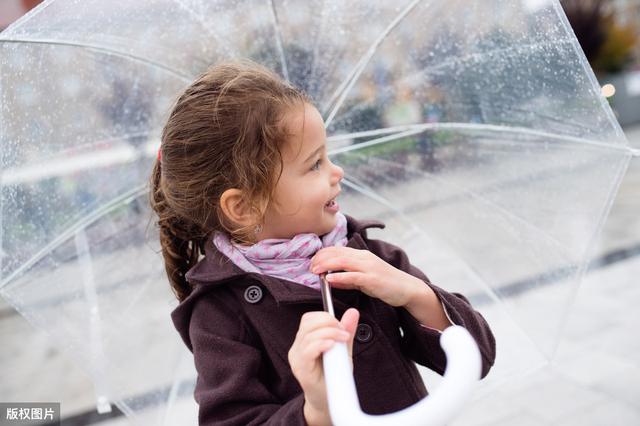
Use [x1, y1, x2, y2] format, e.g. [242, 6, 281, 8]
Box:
[219, 188, 256, 227]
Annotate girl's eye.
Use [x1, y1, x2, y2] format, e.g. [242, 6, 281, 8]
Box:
[311, 158, 322, 171]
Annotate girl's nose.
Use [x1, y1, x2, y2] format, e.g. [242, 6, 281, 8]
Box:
[331, 162, 344, 183]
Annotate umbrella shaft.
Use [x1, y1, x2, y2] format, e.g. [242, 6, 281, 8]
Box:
[320, 273, 335, 317]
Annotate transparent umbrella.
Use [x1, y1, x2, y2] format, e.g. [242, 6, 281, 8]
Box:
[0, 0, 634, 424]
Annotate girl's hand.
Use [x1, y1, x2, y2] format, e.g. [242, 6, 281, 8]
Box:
[310, 247, 421, 307]
[288, 308, 360, 423]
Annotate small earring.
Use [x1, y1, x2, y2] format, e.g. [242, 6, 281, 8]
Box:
[254, 224, 263, 234]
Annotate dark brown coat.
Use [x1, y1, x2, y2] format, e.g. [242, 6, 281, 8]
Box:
[171, 214, 496, 425]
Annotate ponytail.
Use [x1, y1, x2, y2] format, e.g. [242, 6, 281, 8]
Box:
[149, 160, 205, 302]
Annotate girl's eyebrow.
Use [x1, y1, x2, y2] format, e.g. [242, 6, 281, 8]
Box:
[302, 144, 324, 164]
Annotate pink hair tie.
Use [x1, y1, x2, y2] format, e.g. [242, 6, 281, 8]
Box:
[157, 147, 162, 162]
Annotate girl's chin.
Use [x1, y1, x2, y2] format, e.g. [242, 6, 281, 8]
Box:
[327, 215, 341, 229]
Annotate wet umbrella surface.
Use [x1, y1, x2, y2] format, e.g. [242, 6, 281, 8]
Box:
[0, 0, 635, 424]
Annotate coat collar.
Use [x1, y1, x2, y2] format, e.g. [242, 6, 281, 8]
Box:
[184, 214, 386, 306]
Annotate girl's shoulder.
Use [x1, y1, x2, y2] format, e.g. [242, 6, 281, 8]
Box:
[344, 213, 386, 234]
[344, 213, 387, 242]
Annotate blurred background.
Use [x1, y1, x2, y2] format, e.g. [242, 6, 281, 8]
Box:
[562, 0, 640, 126]
[1, 0, 639, 425]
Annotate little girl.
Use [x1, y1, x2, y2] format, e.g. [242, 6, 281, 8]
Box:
[150, 59, 495, 426]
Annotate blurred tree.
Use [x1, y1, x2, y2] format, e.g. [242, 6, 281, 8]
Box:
[560, 0, 610, 64]
[593, 15, 638, 73]
[561, 0, 638, 74]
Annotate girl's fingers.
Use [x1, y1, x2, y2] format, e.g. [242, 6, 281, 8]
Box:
[299, 339, 336, 372]
[293, 310, 359, 376]
[298, 310, 358, 349]
[311, 248, 365, 274]
[326, 272, 364, 289]
[302, 327, 351, 347]
[318, 339, 337, 354]
[301, 339, 330, 359]
[313, 257, 363, 275]
[306, 338, 349, 363]
[298, 312, 345, 334]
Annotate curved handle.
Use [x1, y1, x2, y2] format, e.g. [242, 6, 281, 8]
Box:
[322, 325, 481, 425]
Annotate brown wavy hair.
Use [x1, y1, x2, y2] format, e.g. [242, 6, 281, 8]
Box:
[149, 59, 310, 302]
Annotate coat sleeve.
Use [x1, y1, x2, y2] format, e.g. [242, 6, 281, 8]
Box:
[364, 236, 496, 379]
[187, 294, 307, 425]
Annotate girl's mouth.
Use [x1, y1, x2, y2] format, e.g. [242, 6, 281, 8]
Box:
[325, 198, 339, 212]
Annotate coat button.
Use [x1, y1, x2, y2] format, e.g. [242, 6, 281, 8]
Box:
[244, 285, 263, 304]
[355, 323, 373, 343]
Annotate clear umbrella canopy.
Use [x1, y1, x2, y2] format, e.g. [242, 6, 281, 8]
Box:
[0, 0, 633, 424]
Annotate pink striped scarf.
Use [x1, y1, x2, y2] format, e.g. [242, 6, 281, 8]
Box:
[213, 212, 349, 291]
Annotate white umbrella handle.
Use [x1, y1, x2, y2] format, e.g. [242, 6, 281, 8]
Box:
[319, 274, 482, 425]
[322, 325, 481, 425]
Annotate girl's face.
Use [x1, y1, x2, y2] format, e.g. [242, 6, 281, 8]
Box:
[259, 103, 344, 240]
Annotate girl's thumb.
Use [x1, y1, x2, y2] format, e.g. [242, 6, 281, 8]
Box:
[340, 308, 360, 333]
[340, 308, 360, 365]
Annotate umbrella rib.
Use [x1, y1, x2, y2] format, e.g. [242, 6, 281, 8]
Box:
[1, 132, 151, 185]
[328, 126, 407, 142]
[341, 176, 400, 212]
[327, 122, 631, 156]
[268, 0, 289, 82]
[549, 146, 631, 359]
[172, 0, 236, 60]
[0, 38, 193, 82]
[0, 184, 147, 290]
[550, 0, 628, 144]
[332, 95, 593, 136]
[322, 0, 422, 128]
[306, 0, 329, 97]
